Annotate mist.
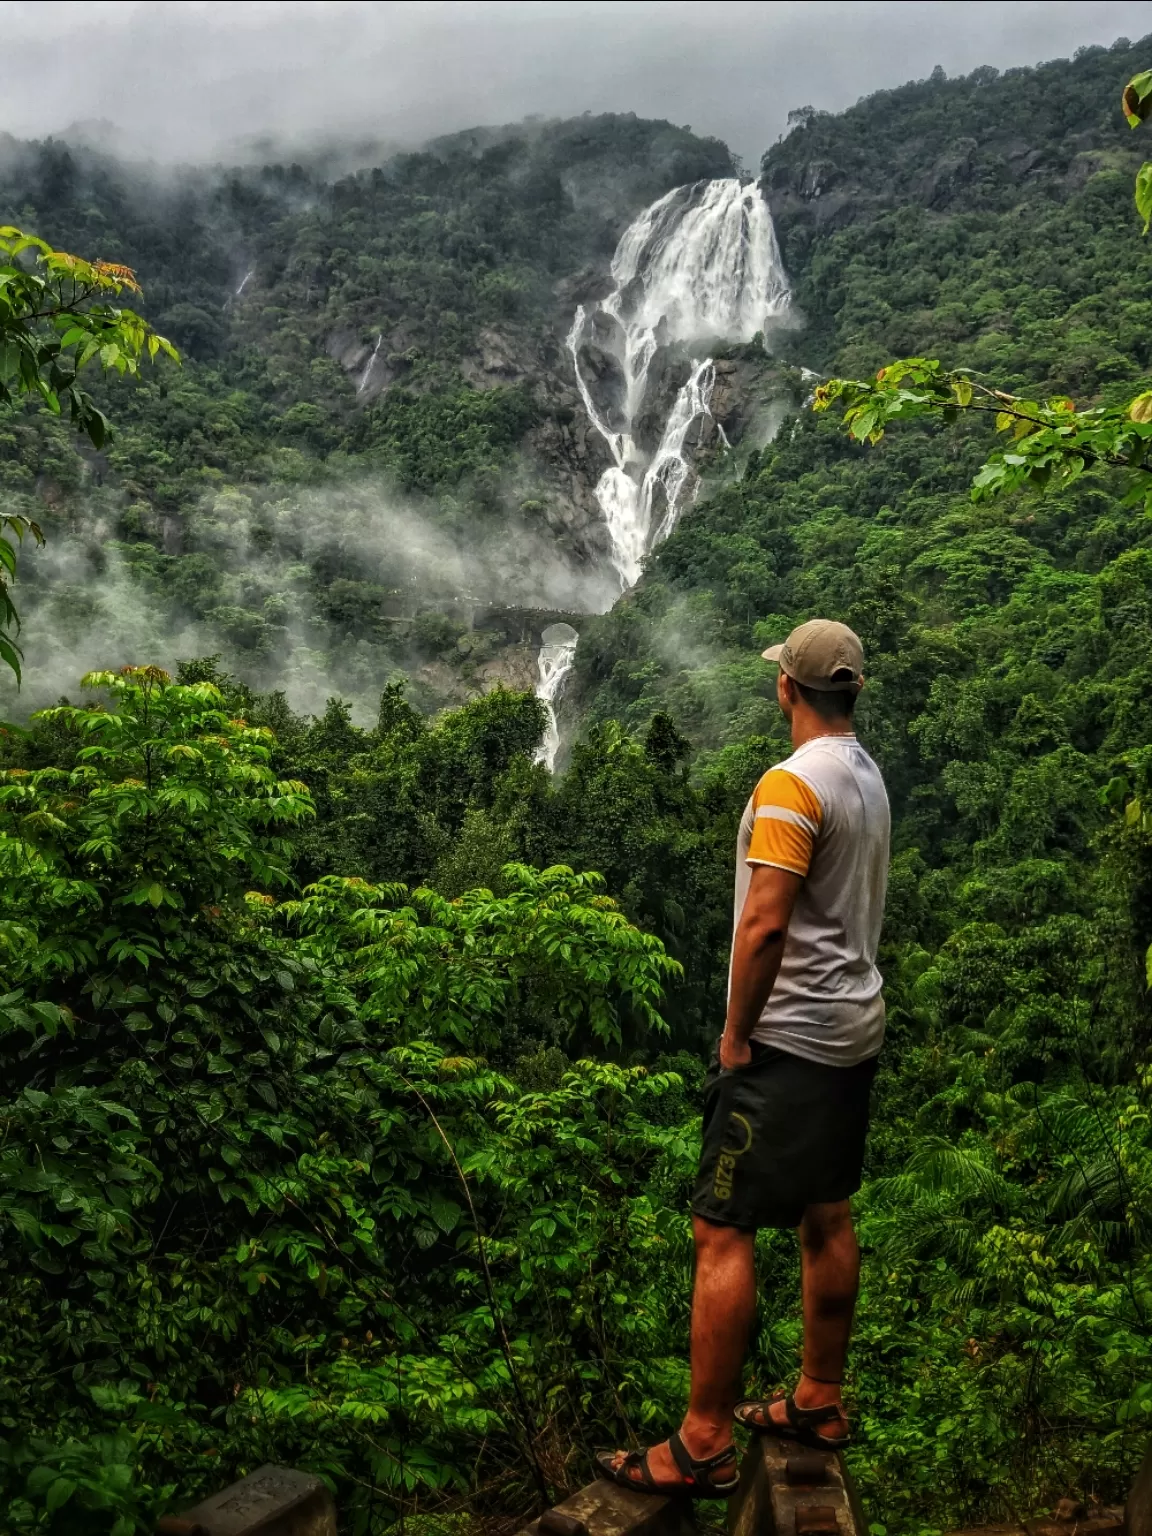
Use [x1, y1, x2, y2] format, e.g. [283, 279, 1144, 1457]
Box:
[2, 1, 1150, 170]
[0, 473, 620, 723]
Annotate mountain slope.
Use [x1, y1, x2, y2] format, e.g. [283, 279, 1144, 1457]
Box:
[0, 115, 735, 711]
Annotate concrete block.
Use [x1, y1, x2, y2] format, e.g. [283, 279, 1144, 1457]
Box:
[795, 1506, 840, 1535]
[786, 1455, 835, 1488]
[728, 1436, 863, 1536]
[160, 1465, 335, 1536]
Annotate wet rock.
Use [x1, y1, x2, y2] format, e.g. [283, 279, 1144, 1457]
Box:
[919, 137, 977, 207]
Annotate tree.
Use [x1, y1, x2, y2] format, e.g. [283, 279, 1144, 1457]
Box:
[810, 70, 1152, 517]
[0, 228, 177, 677]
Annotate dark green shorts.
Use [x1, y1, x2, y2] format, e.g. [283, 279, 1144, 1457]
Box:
[691, 1043, 879, 1231]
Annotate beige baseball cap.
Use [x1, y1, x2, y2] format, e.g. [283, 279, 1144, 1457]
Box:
[761, 619, 865, 692]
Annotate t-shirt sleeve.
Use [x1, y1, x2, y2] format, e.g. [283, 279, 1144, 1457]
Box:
[746, 769, 824, 877]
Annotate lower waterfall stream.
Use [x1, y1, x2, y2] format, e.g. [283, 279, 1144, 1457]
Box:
[533, 622, 580, 772]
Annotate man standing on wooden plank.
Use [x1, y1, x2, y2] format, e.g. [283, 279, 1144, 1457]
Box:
[597, 619, 890, 1499]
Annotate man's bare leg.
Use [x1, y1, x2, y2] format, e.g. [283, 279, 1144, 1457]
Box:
[768, 1199, 859, 1437]
[609, 1214, 753, 1485]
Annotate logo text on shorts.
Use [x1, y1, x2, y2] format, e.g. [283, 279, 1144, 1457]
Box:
[713, 1111, 753, 1201]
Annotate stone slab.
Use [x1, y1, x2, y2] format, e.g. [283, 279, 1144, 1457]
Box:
[166, 1465, 335, 1536]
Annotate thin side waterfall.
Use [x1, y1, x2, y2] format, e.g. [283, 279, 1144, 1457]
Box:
[569, 178, 790, 590]
[534, 622, 579, 771]
[357, 334, 384, 396]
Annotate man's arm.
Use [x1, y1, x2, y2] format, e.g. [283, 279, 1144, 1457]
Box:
[720, 863, 803, 1069]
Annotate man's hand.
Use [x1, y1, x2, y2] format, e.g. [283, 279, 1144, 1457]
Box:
[720, 1031, 753, 1071]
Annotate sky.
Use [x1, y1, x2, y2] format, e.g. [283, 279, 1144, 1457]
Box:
[2, 0, 1152, 168]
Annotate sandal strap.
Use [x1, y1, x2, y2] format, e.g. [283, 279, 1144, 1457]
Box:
[784, 1395, 844, 1428]
[604, 1448, 656, 1488]
[668, 1431, 737, 1487]
[668, 1432, 696, 1483]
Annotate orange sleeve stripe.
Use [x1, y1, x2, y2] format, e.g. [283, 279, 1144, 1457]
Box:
[753, 769, 823, 828]
[746, 770, 823, 876]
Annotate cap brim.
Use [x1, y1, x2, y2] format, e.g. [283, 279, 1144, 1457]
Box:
[761, 644, 785, 662]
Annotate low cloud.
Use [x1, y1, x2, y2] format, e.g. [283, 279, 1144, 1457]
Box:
[0, 471, 617, 722]
[1, 2, 1148, 171]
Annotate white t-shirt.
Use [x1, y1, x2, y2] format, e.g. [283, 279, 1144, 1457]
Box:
[733, 733, 890, 1066]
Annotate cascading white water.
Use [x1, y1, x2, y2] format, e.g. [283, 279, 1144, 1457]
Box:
[357, 334, 384, 396]
[569, 178, 790, 590]
[533, 622, 579, 771]
[644, 358, 718, 549]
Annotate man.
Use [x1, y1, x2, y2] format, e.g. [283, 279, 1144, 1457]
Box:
[597, 619, 890, 1499]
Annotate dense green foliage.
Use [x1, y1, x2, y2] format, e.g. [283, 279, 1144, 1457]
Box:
[3, 36, 1152, 1536]
[0, 669, 687, 1533]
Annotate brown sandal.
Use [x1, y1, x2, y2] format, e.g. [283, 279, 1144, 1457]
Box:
[595, 1431, 741, 1499]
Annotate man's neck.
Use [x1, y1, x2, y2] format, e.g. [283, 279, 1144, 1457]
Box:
[790, 715, 856, 752]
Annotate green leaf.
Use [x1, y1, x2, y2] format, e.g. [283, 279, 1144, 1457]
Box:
[45, 1477, 76, 1513]
[0, 629, 23, 682]
[1123, 70, 1152, 126]
[1136, 161, 1152, 235]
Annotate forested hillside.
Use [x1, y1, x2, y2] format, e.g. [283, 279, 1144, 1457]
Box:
[2, 32, 1152, 1536]
[0, 115, 734, 713]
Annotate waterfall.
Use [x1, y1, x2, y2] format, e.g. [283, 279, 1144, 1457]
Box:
[569, 178, 790, 590]
[357, 334, 384, 396]
[235, 269, 254, 297]
[534, 622, 579, 771]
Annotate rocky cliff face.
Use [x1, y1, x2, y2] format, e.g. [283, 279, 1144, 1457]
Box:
[323, 235, 786, 622]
